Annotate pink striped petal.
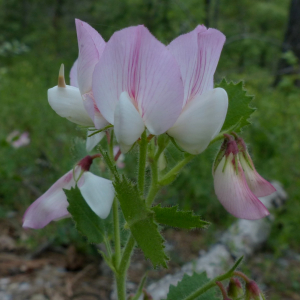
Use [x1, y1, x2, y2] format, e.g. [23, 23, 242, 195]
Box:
[167, 88, 228, 154]
[239, 153, 276, 197]
[92, 25, 184, 134]
[70, 59, 79, 87]
[83, 93, 109, 129]
[114, 92, 145, 153]
[168, 25, 225, 106]
[23, 170, 77, 229]
[213, 154, 269, 220]
[75, 19, 106, 95]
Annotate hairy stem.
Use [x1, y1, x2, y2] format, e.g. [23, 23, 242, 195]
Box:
[138, 131, 148, 195]
[158, 154, 195, 185]
[113, 198, 121, 267]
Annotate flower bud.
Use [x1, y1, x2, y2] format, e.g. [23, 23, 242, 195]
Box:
[245, 281, 264, 300]
[235, 136, 276, 197]
[227, 278, 244, 299]
[213, 135, 269, 220]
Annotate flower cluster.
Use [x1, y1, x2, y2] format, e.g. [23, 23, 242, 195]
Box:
[23, 19, 274, 229]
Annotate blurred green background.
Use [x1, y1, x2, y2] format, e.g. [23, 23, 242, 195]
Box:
[0, 0, 299, 296]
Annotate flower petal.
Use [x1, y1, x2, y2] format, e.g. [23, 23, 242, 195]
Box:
[168, 26, 225, 106]
[114, 92, 145, 153]
[93, 25, 184, 134]
[79, 172, 115, 219]
[83, 93, 109, 129]
[75, 19, 106, 95]
[23, 170, 76, 229]
[239, 154, 276, 197]
[213, 155, 269, 220]
[167, 88, 228, 154]
[70, 59, 79, 87]
[48, 85, 94, 126]
[86, 130, 105, 152]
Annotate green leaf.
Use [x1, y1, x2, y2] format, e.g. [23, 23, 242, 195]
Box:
[65, 187, 107, 244]
[114, 176, 168, 268]
[216, 79, 256, 133]
[165, 272, 218, 300]
[152, 205, 209, 229]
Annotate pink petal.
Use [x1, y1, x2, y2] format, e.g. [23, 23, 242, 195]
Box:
[23, 170, 77, 229]
[70, 59, 79, 87]
[213, 154, 269, 220]
[83, 93, 109, 129]
[92, 25, 184, 134]
[75, 19, 106, 95]
[168, 25, 225, 106]
[239, 153, 276, 197]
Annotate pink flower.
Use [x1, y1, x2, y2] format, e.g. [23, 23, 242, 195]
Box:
[48, 19, 108, 151]
[213, 137, 269, 220]
[236, 137, 276, 197]
[92, 25, 184, 152]
[7, 130, 30, 148]
[23, 155, 115, 229]
[167, 26, 228, 154]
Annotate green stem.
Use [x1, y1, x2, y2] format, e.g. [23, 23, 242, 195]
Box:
[158, 154, 195, 185]
[119, 234, 135, 275]
[183, 256, 244, 300]
[109, 129, 114, 160]
[146, 156, 159, 207]
[116, 274, 126, 300]
[115, 234, 136, 300]
[113, 198, 121, 267]
[138, 131, 148, 195]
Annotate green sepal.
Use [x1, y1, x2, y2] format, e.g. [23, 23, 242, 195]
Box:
[65, 187, 107, 244]
[113, 175, 168, 268]
[165, 272, 218, 300]
[216, 79, 256, 133]
[152, 204, 209, 229]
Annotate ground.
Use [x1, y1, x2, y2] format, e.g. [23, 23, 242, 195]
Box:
[0, 217, 299, 300]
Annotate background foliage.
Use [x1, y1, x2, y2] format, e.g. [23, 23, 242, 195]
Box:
[0, 0, 299, 281]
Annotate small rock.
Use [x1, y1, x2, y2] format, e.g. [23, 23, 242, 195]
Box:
[0, 235, 16, 251]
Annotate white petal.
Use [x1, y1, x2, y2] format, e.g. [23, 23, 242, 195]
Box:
[79, 172, 115, 219]
[48, 85, 94, 126]
[86, 130, 105, 152]
[167, 88, 228, 154]
[114, 91, 145, 153]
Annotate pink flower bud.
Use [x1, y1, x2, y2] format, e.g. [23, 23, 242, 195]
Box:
[213, 136, 269, 220]
[236, 137, 276, 197]
[227, 278, 244, 299]
[246, 281, 264, 300]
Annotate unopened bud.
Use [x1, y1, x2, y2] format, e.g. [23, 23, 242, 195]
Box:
[246, 281, 264, 300]
[227, 278, 244, 299]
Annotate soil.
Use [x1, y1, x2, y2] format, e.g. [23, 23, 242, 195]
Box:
[0, 217, 299, 300]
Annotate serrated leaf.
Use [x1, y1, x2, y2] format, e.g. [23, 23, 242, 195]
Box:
[114, 176, 168, 268]
[165, 272, 218, 300]
[216, 79, 255, 133]
[65, 187, 107, 244]
[152, 205, 209, 229]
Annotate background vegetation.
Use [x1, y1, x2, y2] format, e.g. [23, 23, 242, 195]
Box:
[0, 0, 299, 296]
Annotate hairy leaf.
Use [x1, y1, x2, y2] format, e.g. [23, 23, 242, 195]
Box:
[216, 79, 255, 133]
[66, 187, 107, 244]
[114, 176, 168, 268]
[152, 204, 209, 229]
[165, 272, 218, 300]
